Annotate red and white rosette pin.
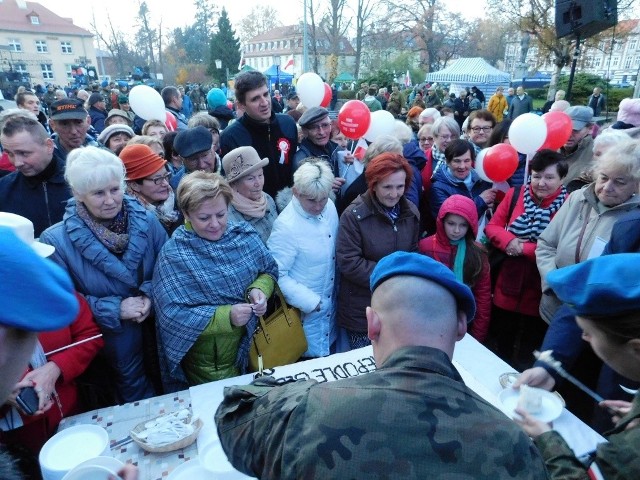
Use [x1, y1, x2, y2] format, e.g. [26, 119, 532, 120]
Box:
[277, 138, 291, 164]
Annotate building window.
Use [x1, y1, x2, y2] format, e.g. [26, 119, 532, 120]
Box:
[14, 63, 27, 73]
[624, 56, 632, 69]
[35, 40, 48, 53]
[61, 41, 72, 54]
[41, 64, 53, 79]
[594, 57, 601, 67]
[612, 57, 619, 67]
[629, 39, 637, 51]
[30, 15, 40, 24]
[8, 38, 22, 52]
[65, 64, 73, 79]
[614, 41, 622, 51]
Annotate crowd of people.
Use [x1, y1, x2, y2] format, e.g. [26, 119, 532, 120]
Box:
[1, 68, 640, 479]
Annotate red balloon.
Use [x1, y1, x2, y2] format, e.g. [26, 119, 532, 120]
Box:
[320, 83, 332, 108]
[539, 111, 573, 150]
[165, 111, 177, 131]
[338, 100, 371, 140]
[483, 144, 519, 183]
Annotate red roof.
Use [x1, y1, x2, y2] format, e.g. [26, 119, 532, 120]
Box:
[0, 0, 92, 37]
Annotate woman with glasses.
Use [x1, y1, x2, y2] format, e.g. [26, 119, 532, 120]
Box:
[119, 144, 181, 235]
[40, 147, 168, 403]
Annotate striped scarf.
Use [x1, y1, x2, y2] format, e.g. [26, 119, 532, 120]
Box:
[431, 145, 447, 178]
[508, 184, 567, 241]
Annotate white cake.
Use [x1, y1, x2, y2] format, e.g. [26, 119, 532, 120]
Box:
[517, 385, 543, 414]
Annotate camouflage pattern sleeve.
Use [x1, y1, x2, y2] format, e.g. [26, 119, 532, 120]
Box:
[534, 431, 590, 479]
[215, 376, 317, 478]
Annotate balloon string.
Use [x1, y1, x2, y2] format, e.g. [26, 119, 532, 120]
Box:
[350, 140, 358, 155]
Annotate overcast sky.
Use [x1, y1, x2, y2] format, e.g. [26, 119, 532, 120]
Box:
[35, 0, 488, 40]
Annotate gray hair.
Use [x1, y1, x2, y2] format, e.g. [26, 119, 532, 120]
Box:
[419, 108, 441, 121]
[293, 158, 334, 199]
[362, 135, 403, 166]
[593, 129, 631, 155]
[392, 120, 413, 144]
[65, 146, 126, 197]
[594, 139, 640, 182]
[432, 116, 460, 138]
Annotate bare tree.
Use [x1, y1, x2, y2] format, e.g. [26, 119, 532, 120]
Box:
[237, 6, 284, 43]
[353, 0, 378, 80]
[306, 0, 321, 73]
[90, 12, 128, 76]
[136, 1, 158, 77]
[322, 0, 351, 81]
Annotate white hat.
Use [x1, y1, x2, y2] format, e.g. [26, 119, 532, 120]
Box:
[0, 212, 55, 257]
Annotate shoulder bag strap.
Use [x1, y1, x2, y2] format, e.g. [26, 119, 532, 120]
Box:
[574, 203, 593, 264]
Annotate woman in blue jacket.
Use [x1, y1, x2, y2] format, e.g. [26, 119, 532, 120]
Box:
[429, 139, 496, 220]
[40, 147, 168, 402]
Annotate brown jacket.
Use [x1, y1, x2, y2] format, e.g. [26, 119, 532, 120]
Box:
[336, 192, 420, 332]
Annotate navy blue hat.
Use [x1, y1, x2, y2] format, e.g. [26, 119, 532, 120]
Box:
[0, 227, 79, 332]
[547, 253, 640, 317]
[370, 251, 476, 322]
[173, 126, 213, 158]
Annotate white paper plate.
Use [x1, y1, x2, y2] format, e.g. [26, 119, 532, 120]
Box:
[61, 465, 115, 480]
[499, 387, 564, 423]
[40, 425, 110, 480]
[167, 459, 211, 480]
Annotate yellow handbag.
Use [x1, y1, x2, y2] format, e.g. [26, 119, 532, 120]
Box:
[249, 284, 308, 372]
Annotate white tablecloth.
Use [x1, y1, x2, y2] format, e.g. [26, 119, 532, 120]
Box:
[190, 334, 605, 476]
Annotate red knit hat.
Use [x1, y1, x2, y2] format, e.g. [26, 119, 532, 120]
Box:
[119, 144, 167, 181]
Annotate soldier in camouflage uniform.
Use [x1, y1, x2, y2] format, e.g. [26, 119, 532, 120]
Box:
[515, 254, 640, 479]
[216, 251, 549, 479]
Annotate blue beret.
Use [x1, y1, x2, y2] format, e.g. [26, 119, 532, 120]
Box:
[547, 253, 640, 317]
[370, 251, 476, 322]
[0, 227, 79, 332]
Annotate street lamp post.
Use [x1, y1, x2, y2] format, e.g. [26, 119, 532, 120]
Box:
[273, 54, 281, 91]
[215, 58, 230, 94]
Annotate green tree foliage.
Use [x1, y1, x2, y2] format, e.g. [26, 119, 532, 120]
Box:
[177, 0, 218, 64]
[208, 8, 241, 81]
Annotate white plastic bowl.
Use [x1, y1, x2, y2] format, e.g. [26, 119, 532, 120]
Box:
[39, 425, 111, 480]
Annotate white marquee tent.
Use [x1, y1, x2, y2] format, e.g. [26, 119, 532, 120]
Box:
[426, 57, 511, 98]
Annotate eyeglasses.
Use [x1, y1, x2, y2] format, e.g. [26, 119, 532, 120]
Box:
[470, 126, 493, 133]
[144, 172, 172, 185]
[436, 134, 453, 140]
[419, 137, 434, 143]
[307, 122, 332, 132]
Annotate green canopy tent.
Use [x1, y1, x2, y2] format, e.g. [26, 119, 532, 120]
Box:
[334, 72, 355, 84]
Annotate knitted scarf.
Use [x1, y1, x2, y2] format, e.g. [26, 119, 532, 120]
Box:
[449, 238, 466, 283]
[127, 187, 180, 229]
[76, 201, 129, 254]
[508, 184, 567, 241]
[231, 191, 268, 219]
[431, 145, 447, 178]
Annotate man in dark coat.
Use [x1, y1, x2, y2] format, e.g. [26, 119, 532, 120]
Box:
[0, 111, 72, 236]
[220, 71, 298, 198]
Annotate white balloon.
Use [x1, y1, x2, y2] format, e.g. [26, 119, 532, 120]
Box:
[508, 113, 547, 154]
[474, 148, 492, 183]
[129, 85, 166, 121]
[363, 110, 396, 142]
[296, 72, 325, 108]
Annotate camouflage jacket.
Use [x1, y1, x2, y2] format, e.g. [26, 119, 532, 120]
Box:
[534, 393, 640, 479]
[215, 345, 549, 479]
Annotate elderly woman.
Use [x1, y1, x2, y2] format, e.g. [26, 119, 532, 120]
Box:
[40, 147, 167, 402]
[430, 139, 496, 220]
[485, 150, 568, 369]
[119, 144, 181, 235]
[141, 119, 168, 140]
[337, 152, 420, 350]
[536, 139, 640, 324]
[97, 124, 134, 155]
[268, 159, 338, 358]
[127, 134, 165, 159]
[422, 116, 460, 195]
[418, 123, 434, 154]
[152, 172, 278, 392]
[337, 135, 403, 216]
[222, 147, 278, 244]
